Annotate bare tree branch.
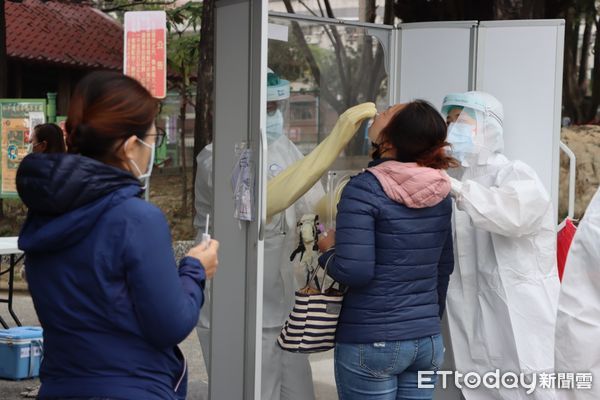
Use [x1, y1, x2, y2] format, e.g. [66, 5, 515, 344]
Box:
[297, 0, 319, 18]
[322, 0, 352, 106]
[323, 0, 335, 18]
[316, 0, 326, 18]
[281, 0, 344, 113]
[355, 0, 376, 102]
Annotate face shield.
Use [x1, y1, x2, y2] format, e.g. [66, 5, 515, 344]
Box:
[266, 99, 289, 143]
[266, 69, 291, 144]
[442, 91, 504, 166]
[446, 107, 483, 165]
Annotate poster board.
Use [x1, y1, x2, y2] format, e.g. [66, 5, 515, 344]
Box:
[0, 99, 46, 198]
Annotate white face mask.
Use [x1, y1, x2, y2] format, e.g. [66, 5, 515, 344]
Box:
[447, 122, 475, 163]
[125, 137, 155, 190]
[266, 109, 284, 144]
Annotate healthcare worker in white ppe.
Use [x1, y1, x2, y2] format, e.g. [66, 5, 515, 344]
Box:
[555, 186, 600, 400]
[442, 91, 560, 400]
[194, 68, 324, 400]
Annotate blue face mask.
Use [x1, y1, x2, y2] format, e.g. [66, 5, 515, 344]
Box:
[447, 122, 475, 162]
[266, 110, 284, 144]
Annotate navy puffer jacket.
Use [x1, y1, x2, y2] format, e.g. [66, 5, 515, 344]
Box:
[319, 159, 454, 343]
[17, 153, 205, 400]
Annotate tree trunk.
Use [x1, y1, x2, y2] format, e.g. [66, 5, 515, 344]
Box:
[179, 86, 188, 215]
[571, 14, 581, 71]
[0, 0, 7, 218]
[579, 13, 593, 90]
[586, 17, 600, 121]
[493, 0, 543, 19]
[192, 0, 214, 220]
[562, 6, 584, 123]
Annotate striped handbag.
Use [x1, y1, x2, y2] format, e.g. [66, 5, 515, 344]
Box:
[277, 254, 345, 353]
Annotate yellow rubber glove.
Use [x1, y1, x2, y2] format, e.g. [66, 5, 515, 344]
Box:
[267, 102, 377, 218]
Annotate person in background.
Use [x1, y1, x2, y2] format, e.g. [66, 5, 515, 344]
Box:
[21, 125, 67, 282]
[317, 100, 456, 400]
[29, 123, 66, 154]
[16, 71, 219, 400]
[442, 91, 560, 400]
[555, 185, 600, 400]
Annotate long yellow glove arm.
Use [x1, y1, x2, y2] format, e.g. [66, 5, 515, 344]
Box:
[266, 102, 377, 218]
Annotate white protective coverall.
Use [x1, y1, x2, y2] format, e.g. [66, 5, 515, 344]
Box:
[442, 91, 560, 400]
[555, 187, 600, 400]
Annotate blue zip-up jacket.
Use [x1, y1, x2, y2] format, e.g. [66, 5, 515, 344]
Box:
[16, 153, 205, 400]
[319, 159, 454, 343]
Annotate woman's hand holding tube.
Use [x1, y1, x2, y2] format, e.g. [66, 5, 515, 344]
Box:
[187, 240, 220, 279]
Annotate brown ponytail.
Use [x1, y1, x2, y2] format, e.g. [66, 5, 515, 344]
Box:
[66, 71, 158, 160]
[379, 100, 459, 170]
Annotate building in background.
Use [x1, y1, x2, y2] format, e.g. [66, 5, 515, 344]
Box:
[4, 0, 123, 116]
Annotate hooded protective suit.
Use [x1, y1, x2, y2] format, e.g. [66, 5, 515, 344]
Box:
[194, 70, 324, 400]
[555, 187, 600, 400]
[442, 91, 560, 400]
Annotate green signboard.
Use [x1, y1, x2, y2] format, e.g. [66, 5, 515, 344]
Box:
[0, 99, 47, 198]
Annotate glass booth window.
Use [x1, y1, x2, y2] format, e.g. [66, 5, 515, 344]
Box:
[268, 16, 390, 167]
[264, 15, 391, 400]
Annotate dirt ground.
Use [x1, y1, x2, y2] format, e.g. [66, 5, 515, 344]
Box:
[0, 170, 195, 241]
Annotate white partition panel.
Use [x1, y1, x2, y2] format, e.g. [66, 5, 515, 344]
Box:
[476, 20, 565, 221]
[396, 21, 477, 108]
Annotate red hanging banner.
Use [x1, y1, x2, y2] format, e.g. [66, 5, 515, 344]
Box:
[124, 11, 167, 99]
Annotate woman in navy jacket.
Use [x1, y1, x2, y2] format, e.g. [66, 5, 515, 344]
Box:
[318, 100, 456, 400]
[16, 71, 219, 400]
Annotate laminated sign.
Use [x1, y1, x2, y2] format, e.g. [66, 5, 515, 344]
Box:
[124, 11, 167, 99]
[0, 100, 46, 198]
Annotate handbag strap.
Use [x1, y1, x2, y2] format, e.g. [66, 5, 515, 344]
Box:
[306, 252, 335, 294]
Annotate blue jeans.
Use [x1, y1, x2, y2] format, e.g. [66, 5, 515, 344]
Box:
[334, 334, 444, 400]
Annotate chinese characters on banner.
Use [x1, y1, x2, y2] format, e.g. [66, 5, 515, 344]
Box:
[0, 100, 46, 197]
[124, 11, 167, 99]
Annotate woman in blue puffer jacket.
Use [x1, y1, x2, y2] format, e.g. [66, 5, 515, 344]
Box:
[16, 71, 219, 400]
[318, 100, 457, 400]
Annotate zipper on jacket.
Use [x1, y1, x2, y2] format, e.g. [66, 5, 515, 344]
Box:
[174, 346, 187, 393]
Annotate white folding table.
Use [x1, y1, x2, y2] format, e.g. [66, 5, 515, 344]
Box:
[0, 237, 23, 328]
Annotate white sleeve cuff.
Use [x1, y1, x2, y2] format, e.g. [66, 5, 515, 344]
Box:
[450, 177, 463, 197]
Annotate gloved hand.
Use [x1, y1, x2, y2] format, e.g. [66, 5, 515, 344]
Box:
[267, 102, 377, 218]
[449, 177, 463, 198]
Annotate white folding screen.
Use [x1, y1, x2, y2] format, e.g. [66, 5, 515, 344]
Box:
[395, 20, 564, 222]
[395, 21, 477, 109]
[476, 20, 565, 221]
